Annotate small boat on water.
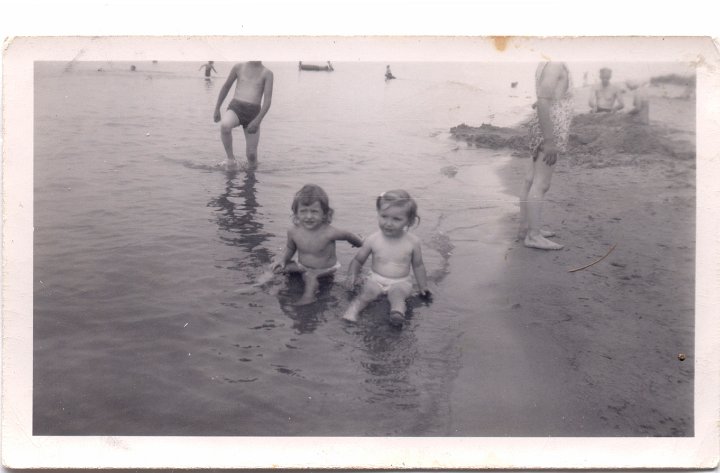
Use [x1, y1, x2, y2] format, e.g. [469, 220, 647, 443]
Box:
[299, 61, 334, 72]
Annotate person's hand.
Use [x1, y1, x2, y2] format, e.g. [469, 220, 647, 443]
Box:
[213, 109, 221, 123]
[345, 275, 357, 291]
[542, 143, 559, 166]
[246, 120, 260, 134]
[270, 259, 285, 274]
[418, 289, 433, 301]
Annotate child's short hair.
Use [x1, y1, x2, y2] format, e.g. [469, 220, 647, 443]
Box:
[376, 189, 419, 227]
[291, 184, 333, 223]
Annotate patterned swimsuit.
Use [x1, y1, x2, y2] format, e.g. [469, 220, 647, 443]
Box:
[528, 62, 574, 161]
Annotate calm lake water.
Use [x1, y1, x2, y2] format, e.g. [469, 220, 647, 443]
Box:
[32, 60, 692, 436]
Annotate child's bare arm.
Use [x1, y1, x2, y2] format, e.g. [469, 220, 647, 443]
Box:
[272, 230, 297, 271]
[333, 228, 364, 247]
[347, 241, 372, 287]
[213, 65, 238, 121]
[411, 241, 430, 296]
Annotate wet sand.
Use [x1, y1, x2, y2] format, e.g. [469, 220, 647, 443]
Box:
[448, 90, 695, 436]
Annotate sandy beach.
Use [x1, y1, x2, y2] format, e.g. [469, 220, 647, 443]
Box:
[449, 83, 695, 435]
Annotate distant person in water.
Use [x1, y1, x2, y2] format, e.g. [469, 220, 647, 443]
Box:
[519, 62, 573, 250]
[213, 61, 274, 170]
[199, 61, 217, 78]
[272, 184, 363, 305]
[130, 65, 136, 72]
[589, 67, 624, 113]
[625, 80, 649, 125]
[343, 190, 430, 328]
[385, 65, 396, 80]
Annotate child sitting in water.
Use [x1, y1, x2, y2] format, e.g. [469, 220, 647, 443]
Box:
[272, 184, 363, 305]
[343, 190, 430, 328]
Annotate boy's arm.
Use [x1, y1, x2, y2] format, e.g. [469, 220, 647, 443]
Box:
[613, 87, 625, 111]
[246, 71, 274, 133]
[411, 240, 429, 295]
[213, 65, 238, 122]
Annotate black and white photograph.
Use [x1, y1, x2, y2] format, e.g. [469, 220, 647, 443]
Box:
[2, 36, 719, 469]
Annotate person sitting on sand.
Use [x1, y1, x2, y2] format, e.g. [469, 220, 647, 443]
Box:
[385, 65, 396, 80]
[213, 61, 273, 170]
[272, 184, 363, 306]
[343, 190, 430, 328]
[625, 79, 649, 125]
[519, 62, 573, 250]
[589, 67, 624, 113]
[199, 61, 217, 78]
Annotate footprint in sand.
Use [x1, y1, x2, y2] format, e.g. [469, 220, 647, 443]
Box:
[440, 165, 459, 178]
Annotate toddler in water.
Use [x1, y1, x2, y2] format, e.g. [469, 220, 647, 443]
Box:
[343, 190, 430, 328]
[272, 184, 363, 305]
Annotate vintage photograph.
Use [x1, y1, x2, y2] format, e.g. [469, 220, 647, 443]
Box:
[3, 37, 719, 468]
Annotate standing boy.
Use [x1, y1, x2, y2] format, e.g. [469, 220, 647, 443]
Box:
[214, 61, 274, 170]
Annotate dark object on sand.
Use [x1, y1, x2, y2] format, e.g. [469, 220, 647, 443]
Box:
[299, 61, 334, 72]
[511, 81, 518, 88]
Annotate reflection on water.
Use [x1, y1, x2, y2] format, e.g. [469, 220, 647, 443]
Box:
[208, 171, 274, 270]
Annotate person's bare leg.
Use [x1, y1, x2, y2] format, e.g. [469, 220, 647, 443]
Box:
[386, 281, 413, 327]
[295, 272, 320, 306]
[518, 156, 555, 240]
[342, 282, 382, 322]
[525, 151, 563, 250]
[243, 126, 261, 170]
[220, 112, 240, 168]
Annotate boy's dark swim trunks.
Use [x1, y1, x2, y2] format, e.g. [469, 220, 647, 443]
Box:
[227, 100, 261, 128]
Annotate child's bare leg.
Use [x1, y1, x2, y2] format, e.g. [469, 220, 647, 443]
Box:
[342, 282, 382, 322]
[295, 272, 320, 306]
[243, 127, 261, 169]
[220, 112, 240, 166]
[525, 151, 563, 250]
[387, 281, 413, 327]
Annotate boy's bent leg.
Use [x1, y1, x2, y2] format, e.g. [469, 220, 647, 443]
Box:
[342, 282, 382, 322]
[220, 111, 240, 165]
[525, 152, 563, 250]
[244, 126, 261, 169]
[295, 272, 320, 306]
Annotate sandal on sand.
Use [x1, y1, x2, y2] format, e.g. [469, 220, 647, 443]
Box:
[388, 310, 405, 328]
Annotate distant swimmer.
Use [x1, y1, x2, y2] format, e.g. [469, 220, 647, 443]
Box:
[511, 81, 518, 88]
[152, 60, 158, 64]
[589, 67, 624, 113]
[199, 61, 217, 79]
[130, 65, 136, 72]
[385, 65, 396, 80]
[214, 61, 274, 171]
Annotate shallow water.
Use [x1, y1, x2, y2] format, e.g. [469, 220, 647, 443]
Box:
[32, 61, 535, 436]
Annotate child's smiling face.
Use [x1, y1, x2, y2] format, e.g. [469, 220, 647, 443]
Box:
[377, 204, 410, 238]
[296, 201, 325, 230]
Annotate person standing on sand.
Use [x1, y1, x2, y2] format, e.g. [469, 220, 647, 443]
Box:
[589, 67, 624, 113]
[214, 61, 274, 170]
[518, 62, 573, 250]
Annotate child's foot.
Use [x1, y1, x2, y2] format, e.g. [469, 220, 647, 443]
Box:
[217, 159, 240, 171]
[342, 306, 359, 323]
[388, 310, 405, 328]
[293, 294, 316, 306]
[524, 233, 563, 250]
